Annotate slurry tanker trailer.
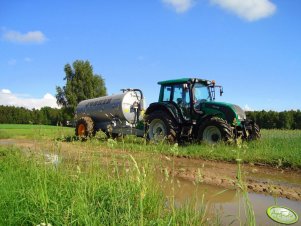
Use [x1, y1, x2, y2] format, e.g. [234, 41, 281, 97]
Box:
[75, 78, 260, 143]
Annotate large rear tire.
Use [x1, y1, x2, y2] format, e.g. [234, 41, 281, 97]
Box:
[198, 117, 233, 144]
[75, 116, 94, 139]
[145, 111, 178, 142]
[248, 123, 261, 140]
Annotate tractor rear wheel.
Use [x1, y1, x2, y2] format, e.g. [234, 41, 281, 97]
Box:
[198, 117, 233, 144]
[75, 116, 94, 139]
[146, 111, 178, 142]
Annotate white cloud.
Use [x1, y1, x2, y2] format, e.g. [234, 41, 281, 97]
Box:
[3, 30, 47, 43]
[243, 104, 253, 111]
[1, 89, 11, 94]
[210, 0, 276, 21]
[162, 0, 195, 13]
[0, 89, 59, 109]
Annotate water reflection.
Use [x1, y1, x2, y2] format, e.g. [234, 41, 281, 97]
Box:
[159, 176, 301, 225]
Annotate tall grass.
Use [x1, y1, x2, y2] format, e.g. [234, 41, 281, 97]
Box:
[2, 125, 297, 225]
[233, 139, 256, 226]
[105, 130, 301, 169]
[0, 145, 215, 226]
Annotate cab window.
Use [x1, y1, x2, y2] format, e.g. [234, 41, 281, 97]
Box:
[172, 84, 190, 105]
[162, 85, 172, 101]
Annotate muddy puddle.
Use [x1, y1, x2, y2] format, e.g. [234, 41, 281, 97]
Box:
[160, 177, 301, 225]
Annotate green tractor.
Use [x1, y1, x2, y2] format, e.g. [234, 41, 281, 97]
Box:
[144, 78, 260, 143]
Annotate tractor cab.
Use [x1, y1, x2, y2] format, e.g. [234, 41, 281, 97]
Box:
[158, 78, 223, 121]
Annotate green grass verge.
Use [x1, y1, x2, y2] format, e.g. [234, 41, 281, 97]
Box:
[88, 129, 301, 169]
[1, 124, 301, 168]
[0, 124, 74, 139]
[0, 146, 214, 225]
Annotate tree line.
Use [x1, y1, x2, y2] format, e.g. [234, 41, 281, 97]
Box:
[0, 105, 71, 126]
[246, 110, 301, 129]
[1, 104, 301, 130]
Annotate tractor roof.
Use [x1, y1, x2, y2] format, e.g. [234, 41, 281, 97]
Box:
[158, 78, 211, 85]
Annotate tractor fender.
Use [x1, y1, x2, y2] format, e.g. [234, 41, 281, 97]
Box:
[201, 102, 235, 125]
[145, 102, 183, 125]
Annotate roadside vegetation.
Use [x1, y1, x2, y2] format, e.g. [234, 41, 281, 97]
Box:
[0, 124, 74, 140]
[1, 124, 301, 169]
[1, 124, 300, 225]
[97, 129, 301, 169]
[0, 145, 218, 225]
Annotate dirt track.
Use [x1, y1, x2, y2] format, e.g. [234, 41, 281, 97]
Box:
[2, 139, 301, 201]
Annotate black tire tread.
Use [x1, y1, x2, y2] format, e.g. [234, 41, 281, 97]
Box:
[75, 116, 94, 138]
[145, 110, 178, 142]
[198, 117, 233, 143]
[249, 123, 261, 140]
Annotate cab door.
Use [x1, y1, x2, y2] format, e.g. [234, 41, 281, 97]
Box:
[171, 84, 191, 121]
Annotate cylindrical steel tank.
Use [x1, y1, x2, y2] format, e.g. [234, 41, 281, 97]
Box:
[75, 90, 144, 124]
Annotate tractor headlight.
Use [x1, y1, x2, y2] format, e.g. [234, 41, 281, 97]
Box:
[237, 112, 246, 121]
[232, 105, 246, 121]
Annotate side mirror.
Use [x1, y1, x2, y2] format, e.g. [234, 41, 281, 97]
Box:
[220, 87, 223, 96]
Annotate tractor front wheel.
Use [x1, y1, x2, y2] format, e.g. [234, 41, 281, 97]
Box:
[248, 123, 261, 140]
[75, 116, 94, 139]
[198, 117, 233, 144]
[146, 111, 178, 143]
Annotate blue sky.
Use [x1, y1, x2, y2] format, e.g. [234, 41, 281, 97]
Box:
[0, 0, 300, 110]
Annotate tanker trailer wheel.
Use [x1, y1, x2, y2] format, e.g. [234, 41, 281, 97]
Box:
[75, 116, 95, 139]
[198, 117, 233, 144]
[146, 111, 177, 143]
[248, 122, 261, 140]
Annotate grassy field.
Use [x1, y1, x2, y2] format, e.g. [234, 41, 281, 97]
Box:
[0, 145, 215, 225]
[0, 124, 301, 168]
[3, 124, 300, 225]
[103, 129, 301, 169]
[0, 124, 220, 225]
[0, 124, 74, 139]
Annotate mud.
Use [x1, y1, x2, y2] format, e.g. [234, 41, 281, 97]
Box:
[160, 155, 301, 201]
[1, 139, 301, 201]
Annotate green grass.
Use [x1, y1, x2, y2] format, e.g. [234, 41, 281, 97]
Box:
[173, 129, 301, 168]
[2, 124, 298, 225]
[88, 129, 301, 169]
[0, 124, 74, 139]
[0, 145, 214, 225]
[1, 124, 301, 168]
